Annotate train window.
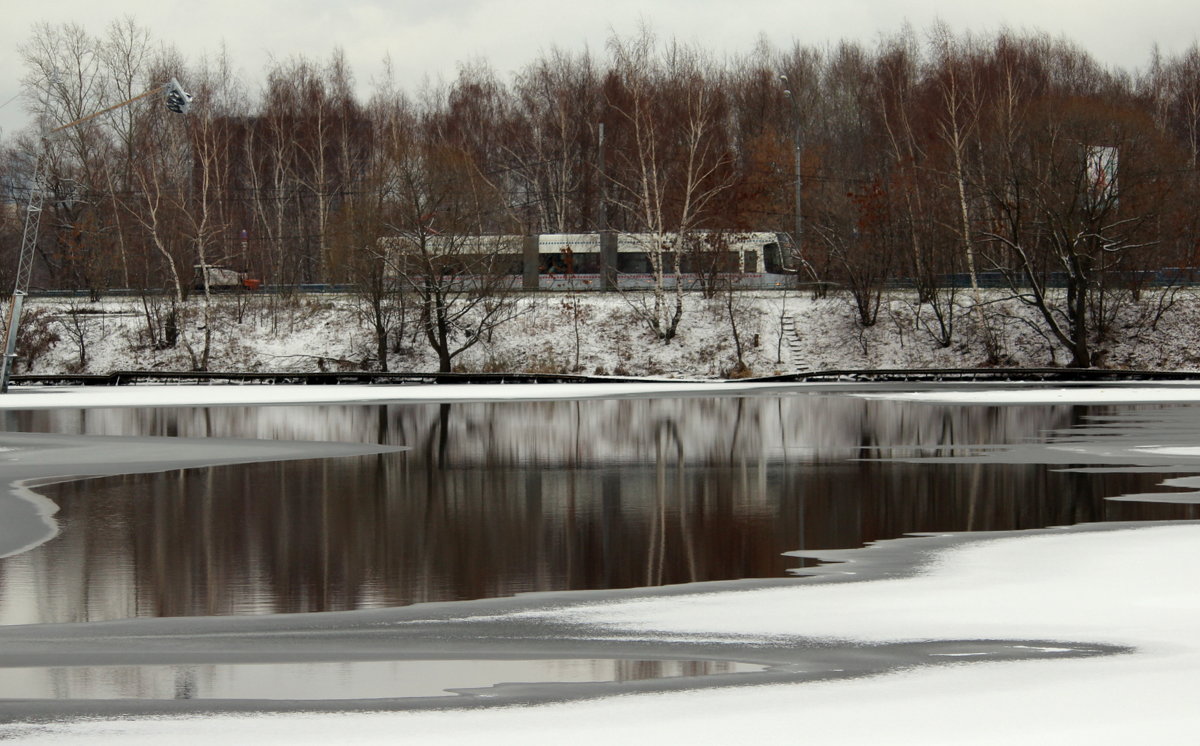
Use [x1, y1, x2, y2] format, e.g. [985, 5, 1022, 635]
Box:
[539, 250, 601, 275]
[440, 253, 517, 275]
[681, 251, 740, 274]
[572, 253, 601, 273]
[617, 252, 654, 274]
[539, 253, 569, 274]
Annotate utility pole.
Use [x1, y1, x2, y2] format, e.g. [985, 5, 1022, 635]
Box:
[596, 121, 606, 231]
[780, 75, 802, 261]
[0, 79, 193, 393]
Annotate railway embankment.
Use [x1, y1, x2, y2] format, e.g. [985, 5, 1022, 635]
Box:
[12, 289, 1200, 381]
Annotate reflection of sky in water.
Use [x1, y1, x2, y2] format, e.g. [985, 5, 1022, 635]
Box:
[0, 398, 1196, 626]
[0, 659, 765, 700]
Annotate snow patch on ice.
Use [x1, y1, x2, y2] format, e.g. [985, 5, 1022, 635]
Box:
[0, 381, 784, 410]
[10, 524, 1200, 745]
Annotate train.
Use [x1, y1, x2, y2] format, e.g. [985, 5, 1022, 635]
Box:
[382, 231, 799, 291]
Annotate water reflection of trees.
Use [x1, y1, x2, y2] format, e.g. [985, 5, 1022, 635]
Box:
[12, 395, 1087, 464]
[5, 397, 1195, 623]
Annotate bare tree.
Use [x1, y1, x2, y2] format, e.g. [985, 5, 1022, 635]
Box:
[605, 31, 736, 342]
[127, 96, 190, 354]
[508, 48, 603, 232]
[978, 52, 1179, 367]
[53, 300, 99, 370]
[98, 16, 155, 286]
[330, 81, 409, 371]
[19, 22, 121, 295]
[804, 41, 897, 327]
[381, 115, 522, 373]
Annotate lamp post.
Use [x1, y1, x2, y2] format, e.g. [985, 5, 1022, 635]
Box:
[0, 78, 192, 393]
[779, 75, 802, 260]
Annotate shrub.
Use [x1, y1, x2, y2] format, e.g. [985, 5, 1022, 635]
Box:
[15, 308, 60, 373]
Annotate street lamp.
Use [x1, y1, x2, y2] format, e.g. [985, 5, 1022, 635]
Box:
[164, 78, 193, 114]
[0, 78, 193, 393]
[779, 75, 802, 261]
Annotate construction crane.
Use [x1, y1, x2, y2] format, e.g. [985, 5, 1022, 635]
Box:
[0, 78, 192, 393]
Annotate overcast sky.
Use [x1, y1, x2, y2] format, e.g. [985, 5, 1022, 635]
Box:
[2, 0, 1198, 137]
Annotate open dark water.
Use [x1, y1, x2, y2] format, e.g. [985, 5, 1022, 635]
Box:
[1, 393, 1195, 625]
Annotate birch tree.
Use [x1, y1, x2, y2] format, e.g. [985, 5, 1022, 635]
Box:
[605, 31, 735, 341]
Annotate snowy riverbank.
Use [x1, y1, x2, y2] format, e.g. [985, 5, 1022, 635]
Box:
[18, 288, 1200, 379]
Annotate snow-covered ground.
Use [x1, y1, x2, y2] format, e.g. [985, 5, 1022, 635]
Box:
[20, 292, 790, 379]
[0, 383, 1199, 744]
[20, 287, 1200, 378]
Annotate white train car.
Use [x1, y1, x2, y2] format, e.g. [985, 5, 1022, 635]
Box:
[382, 231, 796, 291]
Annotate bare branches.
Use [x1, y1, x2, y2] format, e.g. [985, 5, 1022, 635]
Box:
[6, 20, 1200, 372]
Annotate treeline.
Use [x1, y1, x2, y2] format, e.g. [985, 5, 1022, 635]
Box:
[3, 19, 1200, 368]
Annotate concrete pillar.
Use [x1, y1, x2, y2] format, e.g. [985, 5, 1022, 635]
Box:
[523, 235, 539, 290]
[600, 231, 618, 292]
